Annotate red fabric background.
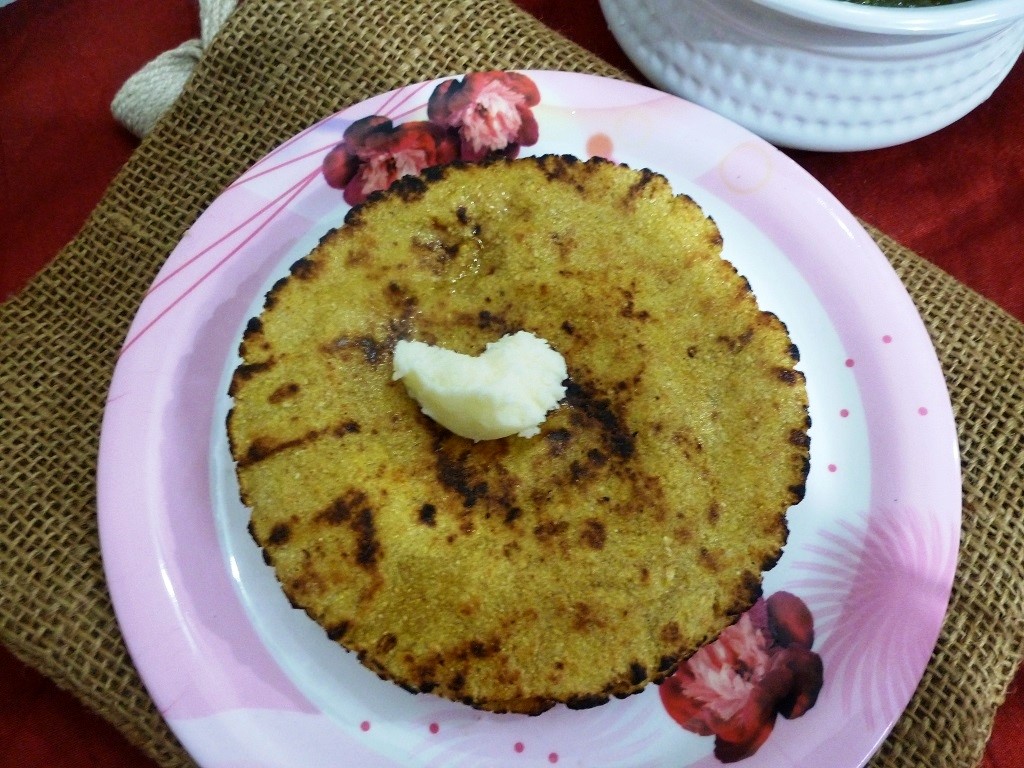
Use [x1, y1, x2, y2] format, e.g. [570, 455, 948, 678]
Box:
[1, 1, 1021, 765]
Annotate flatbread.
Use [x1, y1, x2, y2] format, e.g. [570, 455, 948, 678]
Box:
[227, 154, 810, 714]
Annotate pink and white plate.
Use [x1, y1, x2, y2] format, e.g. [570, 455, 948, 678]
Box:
[98, 71, 960, 768]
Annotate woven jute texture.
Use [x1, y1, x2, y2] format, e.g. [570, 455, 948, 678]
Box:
[1, 2, 1022, 766]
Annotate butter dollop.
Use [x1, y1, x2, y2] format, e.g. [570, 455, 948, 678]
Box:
[392, 331, 568, 441]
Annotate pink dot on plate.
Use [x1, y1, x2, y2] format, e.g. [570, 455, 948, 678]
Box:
[514, 742, 525, 754]
[845, 358, 855, 367]
[919, 406, 929, 416]
[586, 132, 614, 159]
[549, 754, 559, 764]
[360, 721, 371, 732]
[882, 335, 893, 344]
[828, 464, 837, 473]
[840, 408, 849, 418]
[429, 722, 440, 734]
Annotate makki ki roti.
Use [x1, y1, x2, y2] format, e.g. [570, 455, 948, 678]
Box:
[227, 154, 810, 715]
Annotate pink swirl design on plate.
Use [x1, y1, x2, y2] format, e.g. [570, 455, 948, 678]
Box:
[788, 506, 958, 730]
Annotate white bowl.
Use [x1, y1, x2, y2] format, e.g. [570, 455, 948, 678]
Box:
[599, 0, 1024, 150]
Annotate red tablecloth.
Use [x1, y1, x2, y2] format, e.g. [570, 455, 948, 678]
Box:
[1, 1, 1021, 765]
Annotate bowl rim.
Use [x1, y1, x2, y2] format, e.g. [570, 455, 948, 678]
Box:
[747, 0, 1024, 34]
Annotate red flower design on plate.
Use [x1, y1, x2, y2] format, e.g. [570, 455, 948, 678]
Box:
[660, 591, 824, 763]
[427, 71, 540, 162]
[322, 115, 459, 205]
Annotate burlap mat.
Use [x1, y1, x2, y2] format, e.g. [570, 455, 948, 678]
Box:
[1, 2, 1021, 766]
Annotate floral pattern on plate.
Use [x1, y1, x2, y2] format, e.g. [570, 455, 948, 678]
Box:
[660, 592, 823, 763]
[322, 71, 540, 204]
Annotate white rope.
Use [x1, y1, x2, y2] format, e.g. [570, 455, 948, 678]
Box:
[111, 0, 237, 138]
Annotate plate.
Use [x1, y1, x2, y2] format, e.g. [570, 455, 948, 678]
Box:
[98, 71, 960, 768]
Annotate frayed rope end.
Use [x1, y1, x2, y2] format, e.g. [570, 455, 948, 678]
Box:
[111, 0, 236, 138]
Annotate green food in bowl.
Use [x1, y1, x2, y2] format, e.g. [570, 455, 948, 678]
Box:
[841, 0, 970, 6]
